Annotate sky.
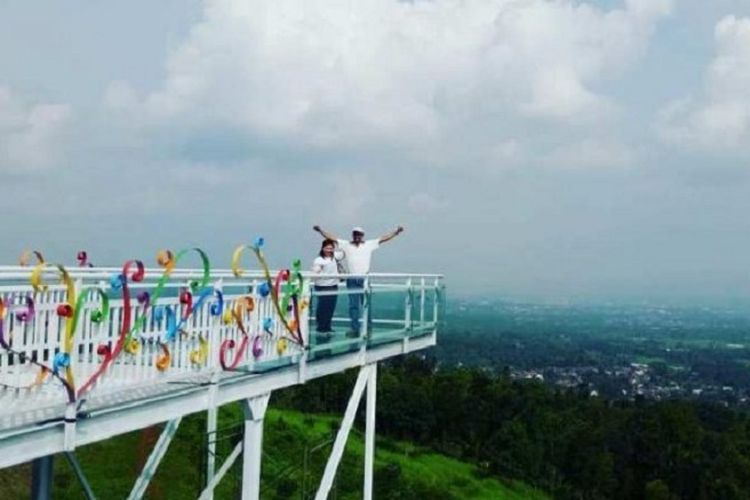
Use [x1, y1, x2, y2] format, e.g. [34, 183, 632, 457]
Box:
[2, 0, 750, 303]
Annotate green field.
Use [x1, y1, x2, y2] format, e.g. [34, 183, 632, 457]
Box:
[0, 406, 547, 499]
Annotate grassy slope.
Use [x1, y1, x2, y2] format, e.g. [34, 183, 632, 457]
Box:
[0, 406, 547, 499]
[263, 408, 547, 500]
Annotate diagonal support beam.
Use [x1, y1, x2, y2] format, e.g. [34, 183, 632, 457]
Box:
[64, 452, 97, 500]
[315, 364, 374, 500]
[198, 441, 242, 500]
[127, 417, 182, 500]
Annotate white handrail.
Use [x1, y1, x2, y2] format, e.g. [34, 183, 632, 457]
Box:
[0, 268, 443, 419]
[0, 266, 442, 280]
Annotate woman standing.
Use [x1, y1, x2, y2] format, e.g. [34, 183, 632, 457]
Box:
[311, 239, 339, 333]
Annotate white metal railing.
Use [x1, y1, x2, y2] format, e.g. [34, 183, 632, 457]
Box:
[0, 255, 443, 418]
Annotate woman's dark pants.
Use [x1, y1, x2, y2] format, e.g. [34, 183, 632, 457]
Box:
[314, 285, 338, 332]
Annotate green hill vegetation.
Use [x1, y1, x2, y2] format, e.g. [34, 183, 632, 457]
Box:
[277, 357, 750, 499]
[0, 405, 545, 499]
[4, 355, 750, 498]
[259, 408, 546, 500]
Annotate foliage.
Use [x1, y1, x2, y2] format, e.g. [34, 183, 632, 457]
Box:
[0, 394, 543, 499]
[276, 356, 750, 499]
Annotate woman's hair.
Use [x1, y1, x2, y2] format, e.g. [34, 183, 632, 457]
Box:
[319, 239, 337, 258]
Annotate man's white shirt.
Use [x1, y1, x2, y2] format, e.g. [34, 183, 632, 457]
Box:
[336, 239, 380, 275]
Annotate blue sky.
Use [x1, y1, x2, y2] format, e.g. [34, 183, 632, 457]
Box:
[2, 0, 750, 302]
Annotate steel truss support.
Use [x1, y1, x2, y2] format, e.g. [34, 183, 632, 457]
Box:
[205, 405, 218, 499]
[127, 417, 182, 500]
[204, 369, 220, 500]
[199, 393, 274, 500]
[364, 363, 377, 500]
[241, 392, 271, 500]
[63, 452, 97, 500]
[31, 452, 95, 499]
[198, 441, 242, 500]
[315, 363, 378, 500]
[31, 455, 54, 500]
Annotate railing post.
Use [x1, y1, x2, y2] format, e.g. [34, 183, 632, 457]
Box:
[404, 277, 413, 332]
[241, 393, 271, 500]
[433, 277, 440, 331]
[250, 279, 259, 371]
[72, 276, 83, 379]
[210, 279, 224, 371]
[419, 277, 426, 328]
[361, 276, 371, 339]
[63, 402, 77, 451]
[301, 280, 311, 347]
[299, 284, 310, 383]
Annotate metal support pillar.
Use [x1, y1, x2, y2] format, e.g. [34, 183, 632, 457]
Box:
[205, 403, 218, 499]
[31, 455, 54, 500]
[363, 363, 377, 500]
[241, 393, 271, 500]
[315, 364, 374, 500]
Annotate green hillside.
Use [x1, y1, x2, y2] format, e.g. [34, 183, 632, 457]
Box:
[260, 408, 547, 500]
[0, 405, 547, 499]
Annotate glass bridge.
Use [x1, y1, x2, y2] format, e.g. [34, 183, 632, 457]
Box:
[0, 252, 443, 499]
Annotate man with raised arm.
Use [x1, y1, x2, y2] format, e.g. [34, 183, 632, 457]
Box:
[313, 225, 404, 335]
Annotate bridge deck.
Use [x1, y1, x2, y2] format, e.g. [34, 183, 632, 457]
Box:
[0, 330, 435, 469]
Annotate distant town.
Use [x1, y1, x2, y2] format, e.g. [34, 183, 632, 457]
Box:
[438, 299, 750, 407]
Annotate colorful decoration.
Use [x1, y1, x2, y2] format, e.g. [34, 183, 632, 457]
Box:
[18, 250, 44, 267]
[189, 335, 209, 365]
[218, 294, 259, 368]
[1, 239, 305, 403]
[219, 306, 252, 370]
[77, 251, 93, 267]
[231, 239, 305, 346]
[76, 259, 142, 398]
[0, 295, 74, 401]
[276, 337, 288, 355]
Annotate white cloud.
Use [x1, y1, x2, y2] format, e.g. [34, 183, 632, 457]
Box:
[542, 139, 636, 169]
[657, 15, 750, 155]
[408, 192, 446, 215]
[0, 86, 71, 173]
[125, 0, 671, 165]
[331, 171, 375, 221]
[103, 80, 139, 111]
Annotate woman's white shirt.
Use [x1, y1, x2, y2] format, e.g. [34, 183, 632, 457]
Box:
[312, 256, 339, 286]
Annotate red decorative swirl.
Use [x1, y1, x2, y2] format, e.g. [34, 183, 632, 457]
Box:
[76, 259, 144, 398]
[219, 308, 251, 370]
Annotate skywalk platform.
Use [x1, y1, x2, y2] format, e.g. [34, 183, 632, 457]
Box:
[0, 255, 443, 499]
